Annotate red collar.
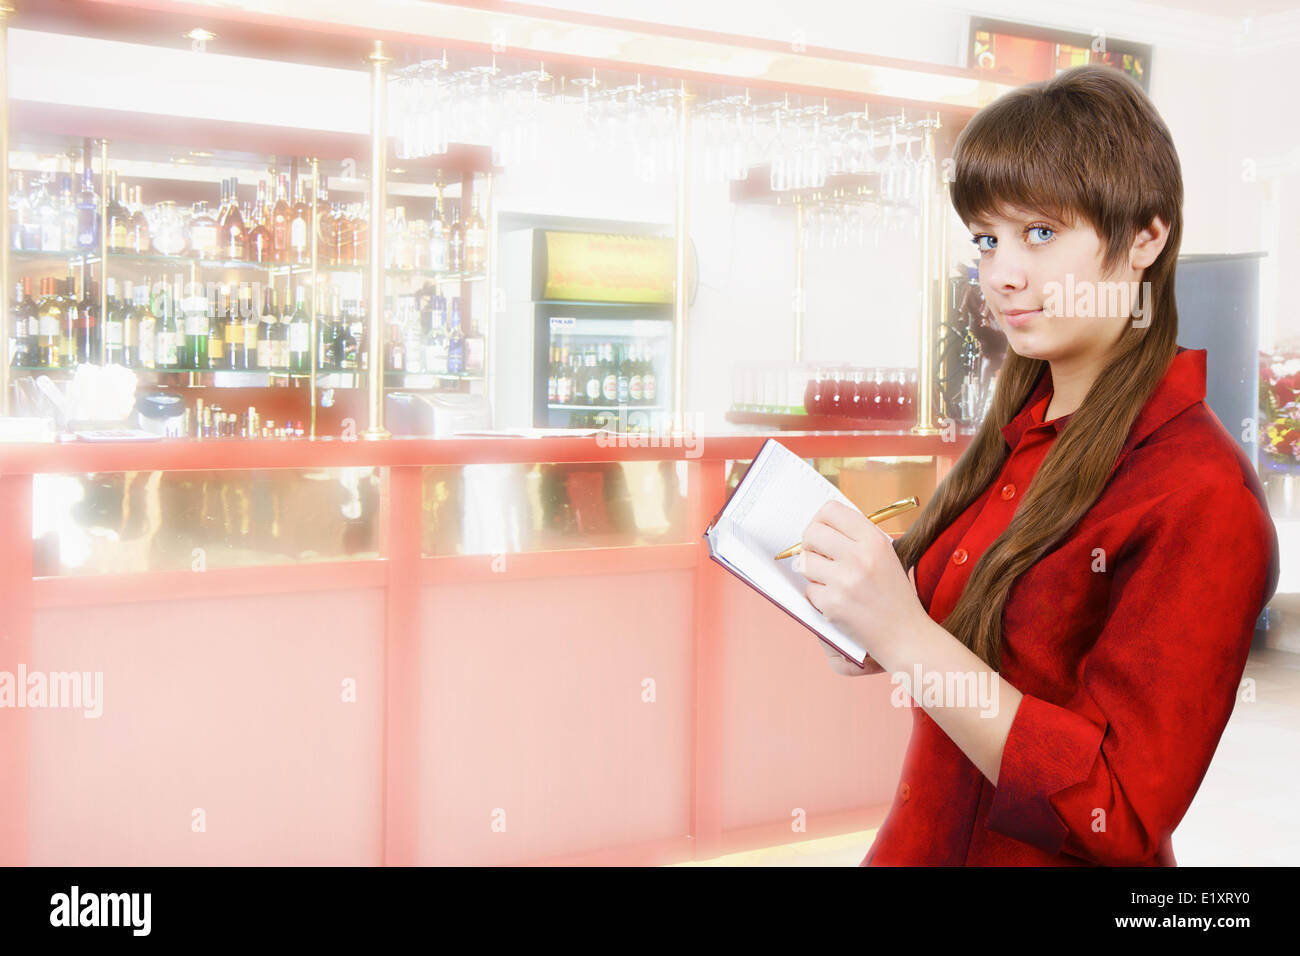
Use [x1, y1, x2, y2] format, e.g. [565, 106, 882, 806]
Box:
[1000, 346, 1207, 452]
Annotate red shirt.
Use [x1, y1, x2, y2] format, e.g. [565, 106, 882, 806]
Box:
[862, 346, 1279, 866]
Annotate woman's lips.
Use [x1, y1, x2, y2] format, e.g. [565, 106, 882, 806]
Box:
[1003, 309, 1042, 329]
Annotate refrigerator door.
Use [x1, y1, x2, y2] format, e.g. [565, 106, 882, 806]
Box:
[535, 306, 673, 429]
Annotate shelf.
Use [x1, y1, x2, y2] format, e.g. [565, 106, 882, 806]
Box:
[9, 365, 484, 384]
[549, 403, 665, 411]
[725, 409, 920, 431]
[9, 248, 487, 283]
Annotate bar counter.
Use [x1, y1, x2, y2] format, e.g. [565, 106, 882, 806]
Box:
[0, 427, 971, 865]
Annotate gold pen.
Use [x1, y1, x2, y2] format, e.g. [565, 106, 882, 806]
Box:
[773, 495, 920, 560]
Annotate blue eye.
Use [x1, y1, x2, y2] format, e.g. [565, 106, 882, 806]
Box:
[971, 234, 995, 253]
[1028, 225, 1054, 243]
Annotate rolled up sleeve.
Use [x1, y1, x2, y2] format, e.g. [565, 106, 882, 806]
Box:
[984, 476, 1278, 864]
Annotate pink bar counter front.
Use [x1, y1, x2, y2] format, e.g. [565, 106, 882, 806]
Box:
[0, 429, 968, 865]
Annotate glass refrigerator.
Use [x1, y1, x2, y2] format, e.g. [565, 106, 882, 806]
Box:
[498, 228, 689, 431]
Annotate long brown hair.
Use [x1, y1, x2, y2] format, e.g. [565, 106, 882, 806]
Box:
[895, 64, 1184, 669]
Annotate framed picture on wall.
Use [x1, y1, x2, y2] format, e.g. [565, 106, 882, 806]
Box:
[968, 17, 1152, 92]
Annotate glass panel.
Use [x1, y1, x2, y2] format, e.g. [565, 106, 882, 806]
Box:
[421, 461, 691, 555]
[32, 468, 382, 576]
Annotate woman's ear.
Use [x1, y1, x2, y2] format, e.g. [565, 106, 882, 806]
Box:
[1130, 214, 1170, 270]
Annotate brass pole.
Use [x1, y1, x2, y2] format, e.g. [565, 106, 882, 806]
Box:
[793, 196, 805, 363]
[309, 156, 319, 439]
[99, 139, 109, 367]
[1, 2, 15, 413]
[671, 80, 692, 431]
[912, 120, 939, 436]
[362, 40, 391, 440]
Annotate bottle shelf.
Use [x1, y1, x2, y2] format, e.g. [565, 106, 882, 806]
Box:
[549, 403, 665, 411]
[725, 408, 917, 431]
[9, 248, 486, 282]
[8, 364, 484, 384]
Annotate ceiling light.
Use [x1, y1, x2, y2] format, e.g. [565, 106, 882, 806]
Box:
[183, 28, 217, 44]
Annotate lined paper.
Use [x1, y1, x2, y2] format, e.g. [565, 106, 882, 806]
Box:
[704, 439, 870, 665]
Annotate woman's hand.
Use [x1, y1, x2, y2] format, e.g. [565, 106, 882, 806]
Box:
[797, 500, 926, 673]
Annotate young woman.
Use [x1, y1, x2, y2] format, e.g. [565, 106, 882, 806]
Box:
[796, 64, 1279, 866]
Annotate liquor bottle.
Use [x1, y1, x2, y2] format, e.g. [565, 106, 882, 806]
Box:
[386, 323, 404, 373]
[57, 272, 77, 367]
[36, 278, 60, 367]
[188, 200, 218, 260]
[82, 277, 101, 364]
[246, 180, 273, 263]
[219, 178, 247, 261]
[464, 191, 485, 273]
[336, 290, 358, 371]
[410, 219, 428, 270]
[446, 297, 464, 374]
[332, 202, 352, 265]
[401, 295, 424, 373]
[9, 280, 29, 366]
[164, 281, 187, 369]
[9, 171, 29, 251]
[288, 284, 311, 374]
[122, 184, 147, 254]
[387, 206, 406, 269]
[463, 302, 484, 373]
[289, 177, 311, 264]
[36, 173, 61, 252]
[423, 295, 448, 375]
[107, 174, 131, 253]
[59, 173, 78, 253]
[601, 343, 618, 404]
[315, 186, 334, 264]
[429, 196, 448, 273]
[275, 289, 293, 371]
[256, 287, 277, 370]
[271, 174, 292, 263]
[102, 277, 125, 365]
[135, 282, 157, 370]
[74, 143, 98, 250]
[208, 288, 227, 370]
[352, 202, 369, 265]
[447, 204, 464, 273]
[121, 281, 140, 368]
[180, 285, 209, 369]
[240, 286, 260, 370]
[223, 284, 245, 370]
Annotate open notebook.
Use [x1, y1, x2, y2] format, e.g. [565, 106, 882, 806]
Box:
[702, 438, 872, 668]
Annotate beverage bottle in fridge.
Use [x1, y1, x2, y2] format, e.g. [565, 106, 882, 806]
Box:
[628, 343, 644, 404]
[642, 344, 657, 406]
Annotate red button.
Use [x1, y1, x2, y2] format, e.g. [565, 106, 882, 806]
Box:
[1000, 483, 1016, 500]
[900, 782, 911, 802]
[951, 548, 968, 565]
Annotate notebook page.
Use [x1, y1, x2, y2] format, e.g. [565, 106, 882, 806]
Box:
[711, 441, 870, 663]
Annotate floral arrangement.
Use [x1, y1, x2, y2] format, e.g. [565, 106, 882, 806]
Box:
[1259, 351, 1300, 469]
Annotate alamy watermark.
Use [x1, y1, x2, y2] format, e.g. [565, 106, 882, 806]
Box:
[594, 406, 704, 458]
[889, 663, 1000, 718]
[0, 665, 103, 718]
[1041, 277, 1153, 328]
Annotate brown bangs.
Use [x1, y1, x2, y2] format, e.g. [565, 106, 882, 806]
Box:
[949, 68, 1181, 278]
